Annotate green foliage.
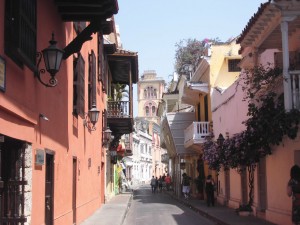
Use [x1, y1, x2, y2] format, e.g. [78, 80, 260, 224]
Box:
[110, 83, 128, 101]
[174, 38, 220, 75]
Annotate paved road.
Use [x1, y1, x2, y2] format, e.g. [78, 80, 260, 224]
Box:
[123, 185, 216, 225]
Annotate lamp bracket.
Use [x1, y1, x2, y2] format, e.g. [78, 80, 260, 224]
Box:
[35, 52, 57, 87]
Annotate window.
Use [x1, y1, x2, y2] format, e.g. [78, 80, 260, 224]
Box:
[73, 54, 85, 117]
[228, 59, 241, 72]
[144, 101, 157, 117]
[152, 106, 156, 115]
[144, 86, 157, 99]
[5, 0, 37, 70]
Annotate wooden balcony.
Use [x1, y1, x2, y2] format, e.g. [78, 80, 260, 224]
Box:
[184, 122, 211, 148]
[107, 100, 134, 137]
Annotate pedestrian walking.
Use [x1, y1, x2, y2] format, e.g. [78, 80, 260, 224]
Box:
[287, 165, 300, 224]
[182, 173, 192, 199]
[150, 176, 157, 193]
[205, 175, 215, 207]
[165, 173, 172, 191]
[158, 176, 163, 192]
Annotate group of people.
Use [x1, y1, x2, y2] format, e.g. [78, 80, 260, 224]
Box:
[150, 173, 172, 193]
[181, 173, 215, 206]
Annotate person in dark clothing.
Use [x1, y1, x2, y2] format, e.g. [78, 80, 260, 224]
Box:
[205, 175, 215, 207]
[158, 176, 163, 192]
[150, 176, 157, 193]
[287, 165, 300, 224]
[182, 173, 192, 199]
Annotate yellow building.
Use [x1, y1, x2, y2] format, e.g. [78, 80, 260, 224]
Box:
[159, 39, 241, 198]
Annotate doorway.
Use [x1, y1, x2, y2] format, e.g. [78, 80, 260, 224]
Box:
[0, 135, 27, 224]
[72, 158, 77, 224]
[45, 153, 54, 225]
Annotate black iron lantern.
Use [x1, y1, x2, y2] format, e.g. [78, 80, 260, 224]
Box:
[36, 33, 64, 87]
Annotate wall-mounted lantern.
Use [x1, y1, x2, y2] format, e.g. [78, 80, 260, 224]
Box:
[84, 104, 100, 131]
[103, 126, 112, 146]
[36, 33, 64, 87]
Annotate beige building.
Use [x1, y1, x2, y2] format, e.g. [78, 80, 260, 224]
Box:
[137, 71, 167, 178]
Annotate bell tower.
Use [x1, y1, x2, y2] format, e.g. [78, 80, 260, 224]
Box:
[137, 70, 165, 124]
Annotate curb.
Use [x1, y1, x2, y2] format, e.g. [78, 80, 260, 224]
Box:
[120, 190, 133, 225]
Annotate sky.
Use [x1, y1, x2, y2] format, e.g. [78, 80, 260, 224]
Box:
[114, 0, 267, 116]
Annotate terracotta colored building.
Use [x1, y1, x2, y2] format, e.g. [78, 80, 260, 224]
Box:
[0, 1, 138, 224]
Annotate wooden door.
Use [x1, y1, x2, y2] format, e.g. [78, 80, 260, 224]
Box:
[72, 158, 77, 224]
[45, 153, 54, 225]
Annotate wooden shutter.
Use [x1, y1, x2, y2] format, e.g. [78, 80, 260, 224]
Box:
[76, 54, 85, 117]
[98, 34, 104, 82]
[88, 50, 96, 109]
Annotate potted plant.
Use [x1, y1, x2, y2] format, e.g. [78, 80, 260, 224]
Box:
[108, 83, 129, 116]
[111, 83, 128, 101]
[235, 204, 253, 216]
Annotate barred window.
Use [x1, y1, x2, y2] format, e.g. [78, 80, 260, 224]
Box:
[5, 0, 37, 70]
[228, 59, 241, 72]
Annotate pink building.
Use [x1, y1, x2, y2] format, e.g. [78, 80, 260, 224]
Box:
[213, 1, 300, 224]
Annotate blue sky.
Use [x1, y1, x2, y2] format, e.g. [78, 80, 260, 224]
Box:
[114, 0, 266, 116]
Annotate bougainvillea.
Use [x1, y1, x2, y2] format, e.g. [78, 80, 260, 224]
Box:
[203, 64, 300, 205]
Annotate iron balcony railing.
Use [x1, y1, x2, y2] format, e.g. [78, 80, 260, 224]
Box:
[184, 121, 211, 146]
[107, 101, 131, 118]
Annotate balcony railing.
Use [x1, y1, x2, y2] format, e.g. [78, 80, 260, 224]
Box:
[290, 71, 300, 110]
[107, 101, 131, 118]
[184, 121, 210, 147]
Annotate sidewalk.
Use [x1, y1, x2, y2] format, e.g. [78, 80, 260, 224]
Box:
[79, 191, 133, 225]
[80, 188, 278, 225]
[168, 192, 278, 225]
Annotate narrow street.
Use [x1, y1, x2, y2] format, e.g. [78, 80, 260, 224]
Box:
[123, 185, 216, 225]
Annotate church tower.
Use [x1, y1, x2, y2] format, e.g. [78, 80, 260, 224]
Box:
[137, 70, 165, 124]
[136, 70, 167, 177]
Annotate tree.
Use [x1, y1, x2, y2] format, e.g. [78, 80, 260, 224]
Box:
[174, 38, 221, 75]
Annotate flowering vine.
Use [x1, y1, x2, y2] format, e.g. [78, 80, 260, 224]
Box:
[203, 64, 300, 207]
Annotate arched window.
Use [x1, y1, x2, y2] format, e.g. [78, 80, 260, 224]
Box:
[144, 101, 157, 117]
[144, 86, 157, 99]
[152, 106, 156, 115]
